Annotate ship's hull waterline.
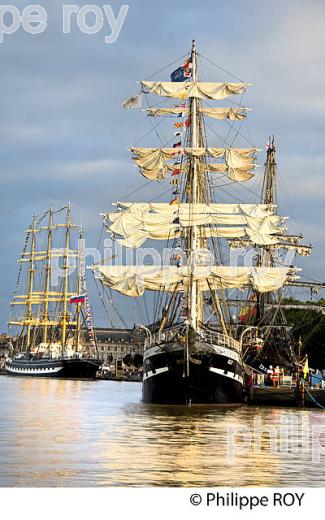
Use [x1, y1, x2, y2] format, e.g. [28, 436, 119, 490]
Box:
[142, 340, 244, 404]
[5, 358, 102, 379]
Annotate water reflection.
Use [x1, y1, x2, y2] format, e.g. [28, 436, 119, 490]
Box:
[0, 377, 324, 486]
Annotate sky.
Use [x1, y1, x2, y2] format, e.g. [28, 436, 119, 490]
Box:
[1, 0, 325, 331]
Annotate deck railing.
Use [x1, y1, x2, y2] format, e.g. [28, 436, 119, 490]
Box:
[144, 328, 241, 352]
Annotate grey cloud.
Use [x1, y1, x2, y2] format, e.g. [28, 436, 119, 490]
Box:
[1, 0, 325, 328]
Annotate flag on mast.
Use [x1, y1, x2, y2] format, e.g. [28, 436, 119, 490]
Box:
[171, 66, 187, 82]
[70, 294, 86, 304]
[121, 93, 142, 109]
[303, 356, 309, 379]
[170, 59, 192, 82]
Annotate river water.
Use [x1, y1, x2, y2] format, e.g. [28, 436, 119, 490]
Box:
[0, 376, 324, 487]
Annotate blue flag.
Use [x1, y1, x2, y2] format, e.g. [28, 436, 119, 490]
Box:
[171, 66, 186, 82]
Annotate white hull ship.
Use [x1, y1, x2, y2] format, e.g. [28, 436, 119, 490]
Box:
[6, 205, 101, 379]
[93, 41, 299, 404]
[5, 356, 101, 378]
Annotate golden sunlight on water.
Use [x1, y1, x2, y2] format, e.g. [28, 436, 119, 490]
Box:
[0, 377, 324, 486]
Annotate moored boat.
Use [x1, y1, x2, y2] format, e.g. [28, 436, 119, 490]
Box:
[5, 205, 101, 379]
[92, 40, 300, 404]
[5, 356, 101, 379]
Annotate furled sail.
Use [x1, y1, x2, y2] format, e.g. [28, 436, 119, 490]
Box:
[228, 237, 312, 256]
[93, 265, 297, 297]
[201, 107, 249, 120]
[145, 107, 249, 120]
[104, 203, 285, 248]
[115, 202, 276, 216]
[106, 206, 282, 228]
[141, 81, 248, 100]
[130, 147, 258, 182]
[115, 226, 253, 249]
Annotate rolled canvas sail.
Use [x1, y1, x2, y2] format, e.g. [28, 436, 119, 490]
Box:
[141, 81, 248, 100]
[94, 265, 296, 297]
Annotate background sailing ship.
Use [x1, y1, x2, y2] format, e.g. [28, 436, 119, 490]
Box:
[5, 204, 101, 378]
[92, 41, 308, 404]
[236, 138, 313, 375]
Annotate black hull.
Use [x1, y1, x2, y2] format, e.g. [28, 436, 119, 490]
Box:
[143, 365, 243, 404]
[5, 357, 102, 379]
[142, 340, 244, 404]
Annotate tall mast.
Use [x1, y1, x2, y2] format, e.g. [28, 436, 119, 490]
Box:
[43, 207, 53, 344]
[61, 204, 71, 348]
[26, 214, 37, 350]
[262, 136, 277, 207]
[256, 137, 277, 319]
[188, 39, 199, 330]
[75, 226, 83, 350]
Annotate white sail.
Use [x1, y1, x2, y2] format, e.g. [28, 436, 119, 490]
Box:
[141, 81, 248, 100]
[131, 147, 258, 182]
[228, 238, 312, 256]
[106, 207, 283, 230]
[115, 202, 276, 217]
[131, 147, 258, 162]
[115, 227, 255, 249]
[201, 107, 249, 120]
[130, 161, 255, 182]
[96, 43, 307, 331]
[93, 264, 296, 297]
[105, 205, 285, 248]
[145, 107, 249, 120]
[145, 107, 190, 117]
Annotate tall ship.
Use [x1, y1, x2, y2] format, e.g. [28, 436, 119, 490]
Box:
[5, 204, 101, 378]
[238, 138, 312, 374]
[93, 41, 302, 403]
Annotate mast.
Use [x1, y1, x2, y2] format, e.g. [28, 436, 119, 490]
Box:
[255, 137, 277, 320]
[61, 204, 71, 348]
[254, 138, 296, 365]
[75, 227, 83, 350]
[188, 39, 199, 330]
[187, 41, 228, 333]
[26, 214, 37, 350]
[9, 206, 81, 351]
[262, 136, 277, 207]
[97, 44, 302, 341]
[78, 227, 97, 353]
[43, 207, 53, 344]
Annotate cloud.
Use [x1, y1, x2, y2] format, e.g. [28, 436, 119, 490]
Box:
[1, 0, 325, 329]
